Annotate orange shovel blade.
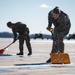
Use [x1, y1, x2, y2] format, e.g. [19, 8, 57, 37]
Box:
[0, 49, 5, 54]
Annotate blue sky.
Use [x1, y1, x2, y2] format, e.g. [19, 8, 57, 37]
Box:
[0, 0, 75, 34]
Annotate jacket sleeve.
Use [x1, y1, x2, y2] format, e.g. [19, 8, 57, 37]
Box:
[58, 14, 71, 36]
[12, 29, 17, 42]
[24, 27, 30, 36]
[21, 23, 29, 35]
[62, 21, 71, 36]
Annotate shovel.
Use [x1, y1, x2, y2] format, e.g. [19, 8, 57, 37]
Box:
[0, 42, 14, 54]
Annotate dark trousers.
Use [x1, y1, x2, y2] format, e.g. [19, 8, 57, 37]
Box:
[51, 32, 64, 53]
[18, 35, 32, 54]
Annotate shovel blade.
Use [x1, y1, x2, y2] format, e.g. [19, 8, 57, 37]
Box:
[0, 49, 5, 54]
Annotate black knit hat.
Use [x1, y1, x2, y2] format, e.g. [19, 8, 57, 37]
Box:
[7, 21, 13, 27]
[52, 6, 60, 14]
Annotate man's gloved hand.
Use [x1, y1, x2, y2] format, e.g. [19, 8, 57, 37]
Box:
[46, 27, 54, 33]
[13, 39, 17, 43]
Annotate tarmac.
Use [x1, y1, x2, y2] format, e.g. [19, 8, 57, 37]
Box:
[0, 38, 75, 75]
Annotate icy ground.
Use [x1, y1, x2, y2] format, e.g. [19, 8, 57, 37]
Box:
[0, 38, 75, 75]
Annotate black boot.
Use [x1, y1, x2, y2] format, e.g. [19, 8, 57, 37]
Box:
[46, 58, 51, 63]
[17, 52, 23, 55]
[27, 47, 32, 56]
[27, 52, 32, 56]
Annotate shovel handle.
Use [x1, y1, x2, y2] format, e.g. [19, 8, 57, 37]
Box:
[4, 42, 13, 49]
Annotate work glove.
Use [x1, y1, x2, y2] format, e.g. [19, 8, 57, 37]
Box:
[13, 39, 17, 43]
[46, 27, 54, 33]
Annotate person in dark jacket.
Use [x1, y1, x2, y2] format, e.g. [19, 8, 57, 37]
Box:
[7, 21, 32, 56]
[46, 6, 71, 62]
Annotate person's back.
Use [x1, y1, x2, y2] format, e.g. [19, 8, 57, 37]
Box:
[12, 22, 29, 35]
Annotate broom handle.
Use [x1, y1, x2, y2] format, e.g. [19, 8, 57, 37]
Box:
[4, 42, 14, 49]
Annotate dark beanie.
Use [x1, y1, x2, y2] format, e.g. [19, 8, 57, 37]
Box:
[52, 7, 60, 14]
[7, 21, 12, 27]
